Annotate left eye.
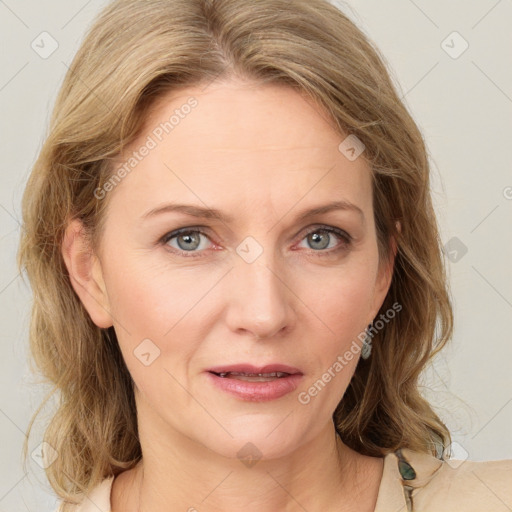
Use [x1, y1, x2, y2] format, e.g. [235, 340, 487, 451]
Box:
[161, 226, 351, 256]
[296, 227, 350, 252]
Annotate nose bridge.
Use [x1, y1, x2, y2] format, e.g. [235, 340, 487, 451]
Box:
[228, 237, 293, 338]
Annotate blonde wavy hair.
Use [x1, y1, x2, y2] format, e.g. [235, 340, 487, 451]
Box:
[17, 0, 453, 506]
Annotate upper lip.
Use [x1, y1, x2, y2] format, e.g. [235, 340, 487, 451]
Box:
[207, 363, 302, 375]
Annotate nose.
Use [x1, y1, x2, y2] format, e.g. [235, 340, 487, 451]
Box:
[225, 250, 296, 341]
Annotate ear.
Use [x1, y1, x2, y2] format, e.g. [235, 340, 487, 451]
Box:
[61, 218, 113, 328]
[369, 222, 400, 321]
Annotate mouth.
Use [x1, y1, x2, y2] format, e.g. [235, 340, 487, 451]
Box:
[207, 363, 302, 379]
[209, 371, 293, 382]
[205, 364, 303, 401]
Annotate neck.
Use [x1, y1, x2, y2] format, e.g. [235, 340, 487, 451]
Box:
[113, 394, 383, 512]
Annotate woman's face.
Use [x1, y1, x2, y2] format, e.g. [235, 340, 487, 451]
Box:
[68, 79, 393, 461]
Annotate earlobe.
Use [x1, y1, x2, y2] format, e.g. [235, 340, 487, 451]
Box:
[61, 219, 113, 328]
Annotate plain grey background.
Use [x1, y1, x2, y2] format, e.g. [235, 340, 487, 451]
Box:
[1, 0, 511, 510]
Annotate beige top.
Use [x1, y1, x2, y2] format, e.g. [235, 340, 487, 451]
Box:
[55, 448, 512, 512]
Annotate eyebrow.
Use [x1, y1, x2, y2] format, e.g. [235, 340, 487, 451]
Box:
[142, 200, 364, 224]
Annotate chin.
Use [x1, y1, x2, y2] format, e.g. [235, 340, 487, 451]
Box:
[211, 436, 299, 465]
[197, 417, 308, 463]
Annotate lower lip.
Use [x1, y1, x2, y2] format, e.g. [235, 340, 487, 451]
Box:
[205, 372, 303, 402]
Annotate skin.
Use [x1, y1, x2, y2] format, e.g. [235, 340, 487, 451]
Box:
[62, 78, 395, 512]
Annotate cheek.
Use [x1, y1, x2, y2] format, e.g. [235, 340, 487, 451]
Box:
[296, 254, 378, 390]
[101, 254, 203, 379]
[307, 258, 378, 332]
[104, 250, 207, 330]
[297, 269, 376, 409]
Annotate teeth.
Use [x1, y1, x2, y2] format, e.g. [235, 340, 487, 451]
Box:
[216, 371, 289, 378]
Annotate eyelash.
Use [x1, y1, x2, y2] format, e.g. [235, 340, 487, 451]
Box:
[159, 225, 352, 258]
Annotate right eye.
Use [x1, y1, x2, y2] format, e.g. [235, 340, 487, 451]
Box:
[161, 228, 215, 257]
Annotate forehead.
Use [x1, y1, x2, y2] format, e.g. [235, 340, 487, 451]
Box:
[143, 80, 339, 151]
[107, 79, 373, 222]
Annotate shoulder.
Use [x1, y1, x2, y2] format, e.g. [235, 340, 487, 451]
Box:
[380, 447, 512, 512]
[53, 476, 114, 512]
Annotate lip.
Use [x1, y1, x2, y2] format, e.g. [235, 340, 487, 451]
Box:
[207, 363, 302, 375]
[205, 363, 303, 402]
